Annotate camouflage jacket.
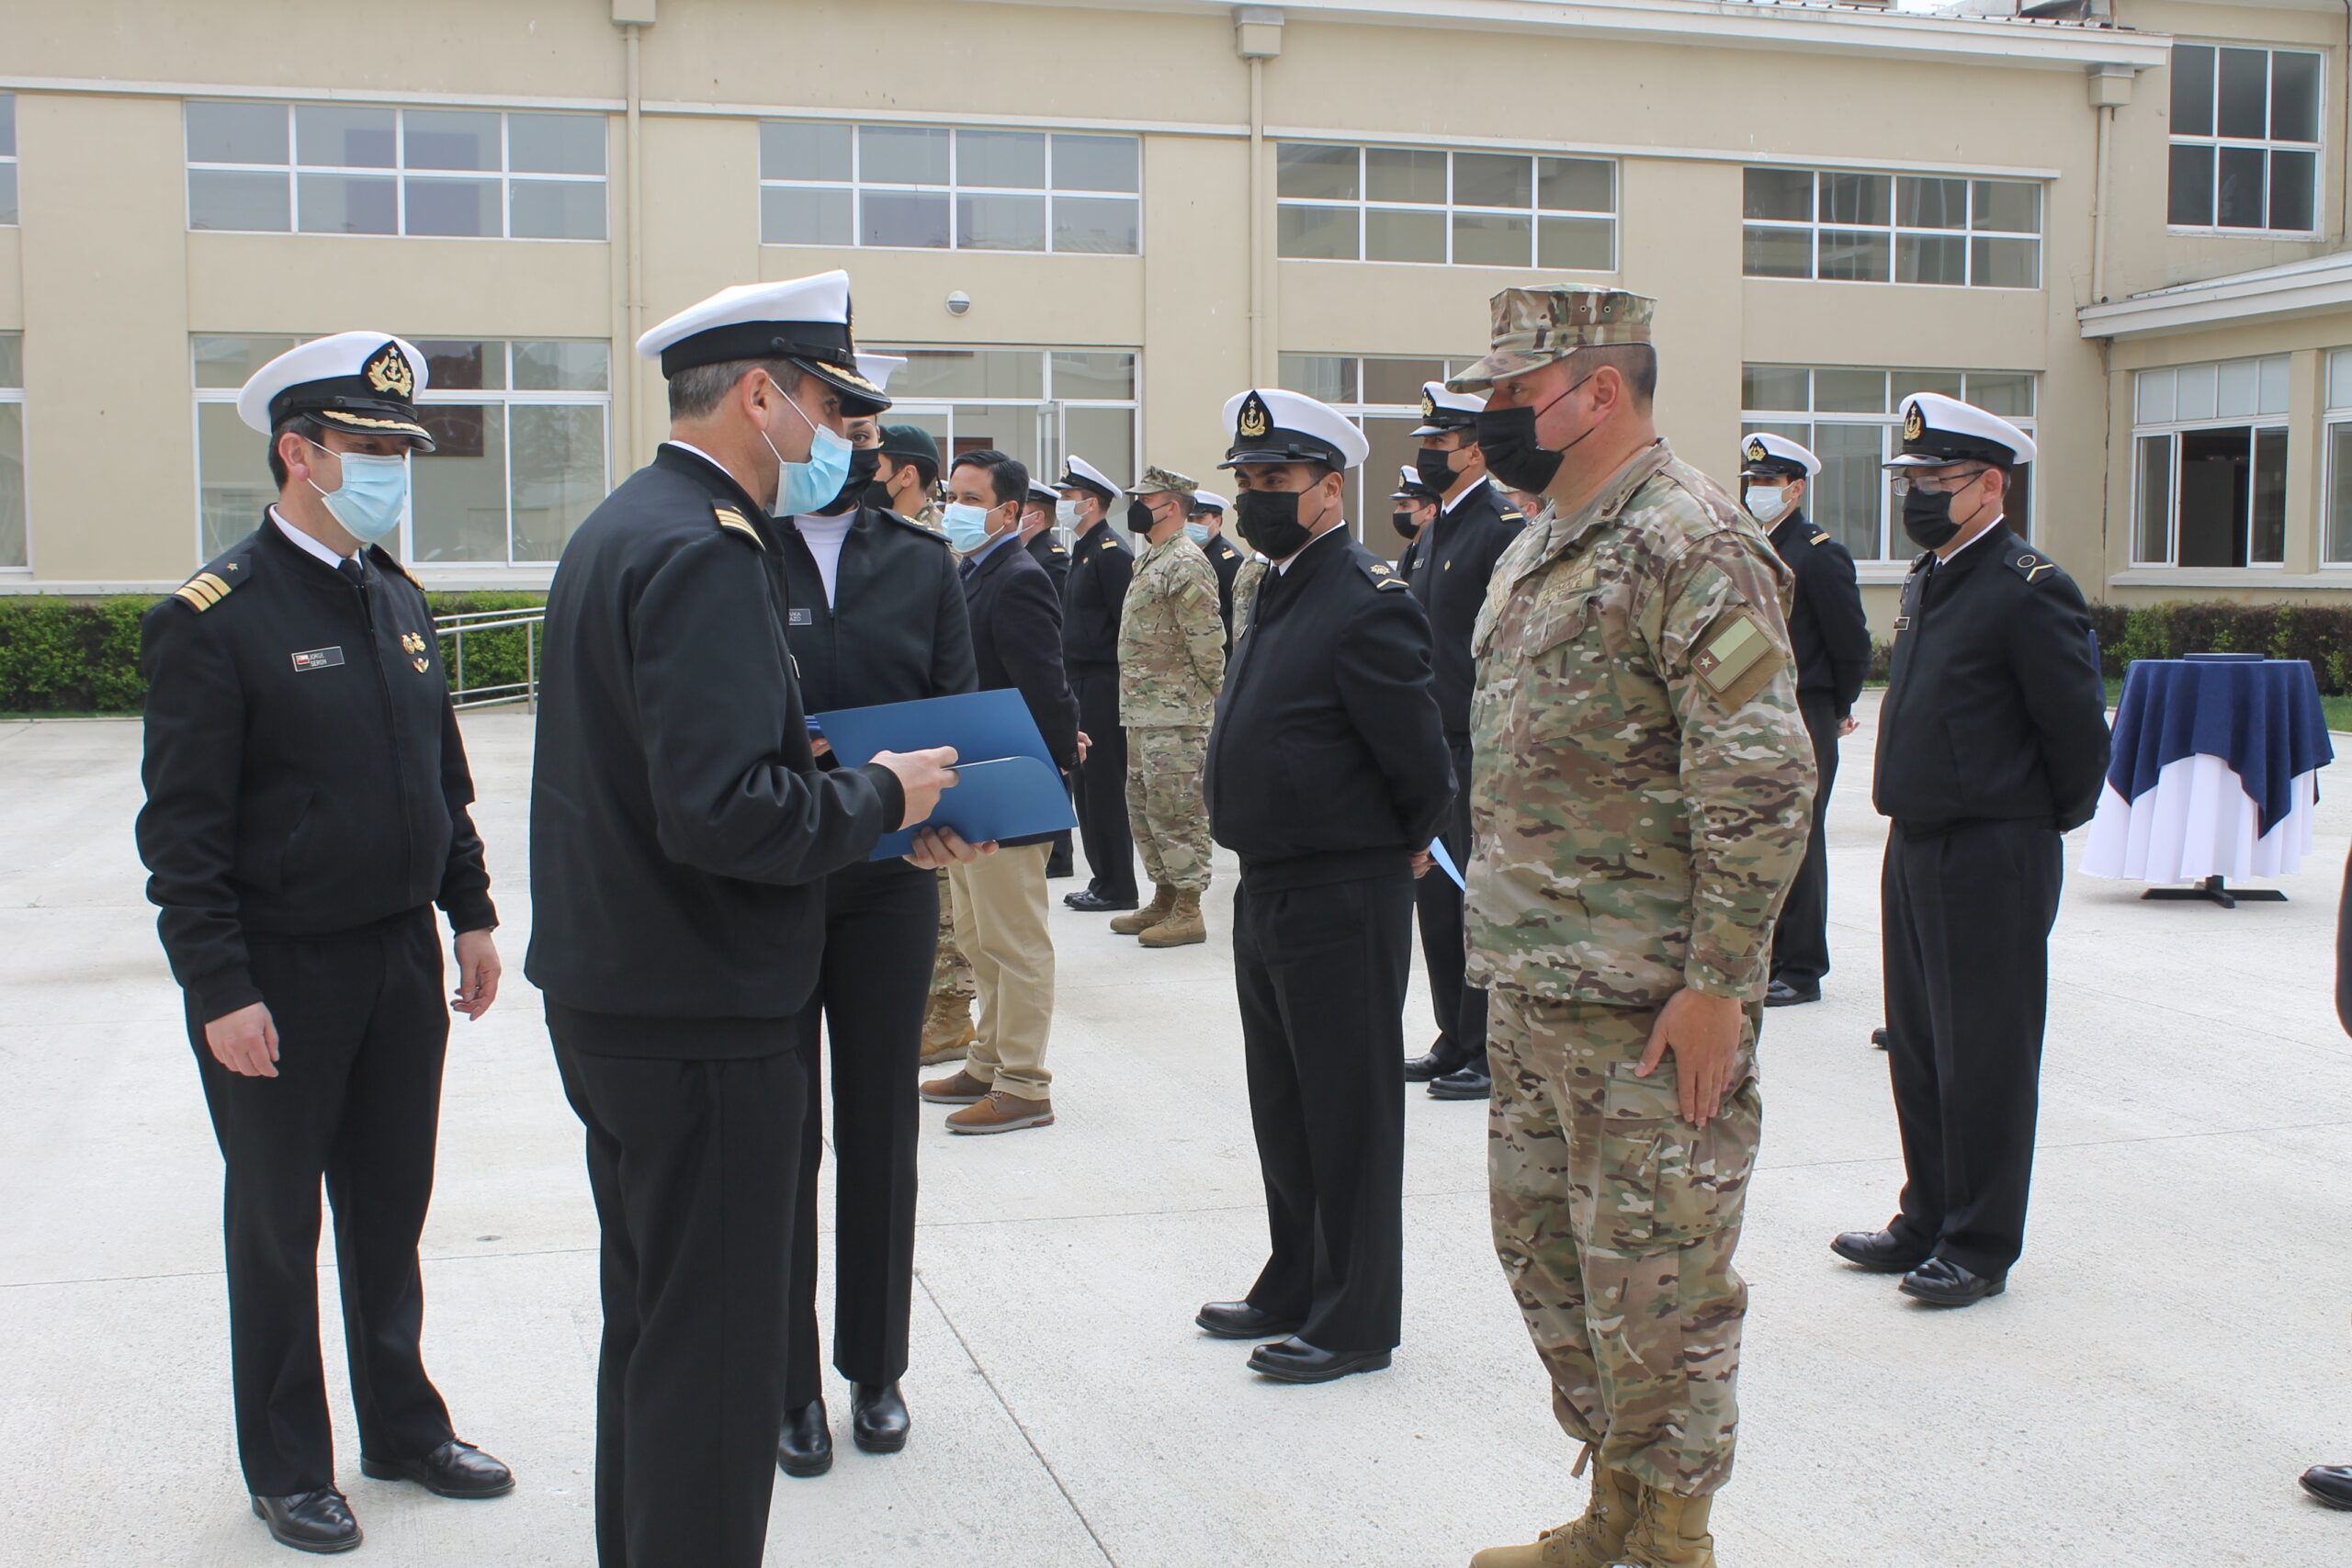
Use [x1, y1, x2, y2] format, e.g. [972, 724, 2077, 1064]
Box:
[1117, 533, 1225, 727]
[1230, 556, 1270, 641]
[1464, 440, 1815, 1006]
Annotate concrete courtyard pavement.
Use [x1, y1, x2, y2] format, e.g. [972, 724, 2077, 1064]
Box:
[3, 692, 2351, 1567]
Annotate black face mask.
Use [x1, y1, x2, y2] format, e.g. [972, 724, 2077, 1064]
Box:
[860, 477, 898, 511]
[1391, 509, 1422, 542]
[1474, 375, 1595, 495]
[1125, 497, 1159, 534]
[1900, 479, 1964, 551]
[1235, 489, 1314, 559]
[1414, 447, 1458, 493]
[816, 445, 882, 515]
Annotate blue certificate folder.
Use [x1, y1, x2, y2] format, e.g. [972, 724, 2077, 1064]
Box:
[810, 689, 1077, 860]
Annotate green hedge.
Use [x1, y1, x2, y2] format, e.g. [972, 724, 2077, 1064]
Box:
[0, 591, 546, 716]
[2084, 601, 2352, 693]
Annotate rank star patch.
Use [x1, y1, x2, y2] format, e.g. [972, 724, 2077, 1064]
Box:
[292, 646, 345, 672]
[1690, 607, 1784, 708]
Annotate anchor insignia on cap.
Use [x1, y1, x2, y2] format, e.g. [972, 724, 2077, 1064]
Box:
[1420, 390, 1437, 421]
[365, 343, 415, 400]
[1903, 405, 1926, 442]
[1745, 438, 1767, 464]
[1238, 392, 1271, 440]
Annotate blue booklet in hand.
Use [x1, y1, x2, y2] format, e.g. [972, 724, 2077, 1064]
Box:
[811, 689, 1078, 861]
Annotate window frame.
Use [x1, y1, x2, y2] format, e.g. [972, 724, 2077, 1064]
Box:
[0, 332, 25, 571]
[1739, 365, 2039, 561]
[758, 123, 1143, 255]
[1276, 354, 1487, 537]
[191, 334, 613, 570]
[2129, 355, 2292, 568]
[183, 102, 609, 242]
[2166, 42, 2325, 238]
[1741, 167, 2043, 289]
[2317, 348, 2352, 566]
[0, 93, 17, 229]
[1273, 142, 1618, 270]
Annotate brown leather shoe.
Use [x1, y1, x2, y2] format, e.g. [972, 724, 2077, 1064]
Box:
[1109, 885, 1175, 935]
[919, 995, 976, 1066]
[920, 1068, 990, 1105]
[1137, 890, 1205, 947]
[944, 1089, 1055, 1134]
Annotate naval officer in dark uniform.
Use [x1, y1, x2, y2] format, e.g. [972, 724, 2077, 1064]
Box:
[137, 332, 513, 1554]
[1400, 381, 1524, 1102]
[1387, 464, 1441, 577]
[1020, 479, 1079, 879]
[527, 272, 967, 1568]
[1196, 389, 1451, 1382]
[1741, 433, 1871, 1007]
[1831, 392, 2108, 1308]
[1057, 455, 1139, 911]
[1189, 488, 1246, 649]
[773, 354, 977, 1480]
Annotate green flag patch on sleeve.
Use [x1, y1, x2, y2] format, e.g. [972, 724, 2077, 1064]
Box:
[1689, 606, 1785, 710]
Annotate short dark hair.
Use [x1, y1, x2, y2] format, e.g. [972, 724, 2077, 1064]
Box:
[1578, 343, 1657, 407]
[266, 414, 328, 490]
[950, 448, 1028, 509]
[668, 356, 800, 421]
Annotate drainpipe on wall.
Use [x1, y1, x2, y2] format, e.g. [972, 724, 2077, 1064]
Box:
[2086, 64, 2132, 304]
[614, 0, 657, 471]
[1236, 7, 1283, 386]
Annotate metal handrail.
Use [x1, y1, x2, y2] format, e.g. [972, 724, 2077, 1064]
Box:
[433, 606, 546, 712]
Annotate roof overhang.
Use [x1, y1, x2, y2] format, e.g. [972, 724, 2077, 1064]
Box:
[2079, 251, 2352, 340]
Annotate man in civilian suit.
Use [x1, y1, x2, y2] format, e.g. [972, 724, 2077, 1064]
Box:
[1057, 455, 1138, 911]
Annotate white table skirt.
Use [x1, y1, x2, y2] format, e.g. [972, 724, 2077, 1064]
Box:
[2080, 752, 2321, 882]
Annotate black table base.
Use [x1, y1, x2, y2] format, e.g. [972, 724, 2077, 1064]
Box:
[2141, 874, 2289, 910]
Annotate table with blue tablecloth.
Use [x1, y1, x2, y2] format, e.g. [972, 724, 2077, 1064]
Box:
[2082, 654, 2334, 898]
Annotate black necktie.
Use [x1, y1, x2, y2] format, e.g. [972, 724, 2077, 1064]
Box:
[338, 558, 368, 587]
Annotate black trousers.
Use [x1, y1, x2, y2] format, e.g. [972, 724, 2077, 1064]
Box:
[786, 859, 933, 1407]
[1232, 866, 1413, 1353]
[187, 907, 454, 1498]
[550, 1015, 805, 1568]
[1069, 663, 1135, 901]
[1770, 693, 1843, 989]
[1881, 818, 2062, 1279]
[1412, 732, 1486, 1071]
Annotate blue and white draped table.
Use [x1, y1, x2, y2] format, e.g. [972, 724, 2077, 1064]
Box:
[2082, 655, 2333, 885]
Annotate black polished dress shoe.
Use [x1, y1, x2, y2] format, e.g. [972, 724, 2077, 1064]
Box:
[776, 1399, 833, 1478]
[1247, 1337, 1393, 1383]
[1829, 1229, 1932, 1273]
[1871, 1027, 1890, 1050]
[1064, 887, 1138, 912]
[2301, 1463, 2352, 1509]
[1402, 1047, 1454, 1083]
[1764, 978, 1819, 1007]
[359, 1438, 514, 1498]
[851, 1381, 910, 1454]
[252, 1490, 361, 1553]
[1194, 1300, 1304, 1340]
[1900, 1256, 2007, 1306]
[1428, 1064, 1491, 1100]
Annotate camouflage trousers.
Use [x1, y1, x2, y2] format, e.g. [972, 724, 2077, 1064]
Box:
[1487, 987, 1761, 1497]
[1124, 724, 1212, 894]
[931, 867, 974, 1001]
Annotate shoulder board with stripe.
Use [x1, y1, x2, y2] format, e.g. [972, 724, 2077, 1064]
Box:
[2007, 548, 2061, 584]
[1810, 531, 1832, 547]
[714, 505, 765, 549]
[1358, 558, 1409, 592]
[1500, 510, 1525, 524]
[173, 570, 236, 613]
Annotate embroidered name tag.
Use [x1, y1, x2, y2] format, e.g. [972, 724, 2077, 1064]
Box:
[788, 607, 814, 626]
[291, 647, 345, 672]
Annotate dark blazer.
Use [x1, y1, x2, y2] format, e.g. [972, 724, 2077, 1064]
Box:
[1204, 532, 1246, 647]
[962, 533, 1080, 847]
[1206, 528, 1451, 884]
[1026, 530, 1071, 599]
[1404, 479, 1524, 736]
[526, 445, 906, 1031]
[1873, 524, 2110, 832]
[1061, 518, 1133, 669]
[1770, 507, 1871, 716]
[137, 517, 496, 1021]
[782, 505, 976, 714]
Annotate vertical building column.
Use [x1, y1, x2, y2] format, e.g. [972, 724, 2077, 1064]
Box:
[2287, 345, 2323, 572]
[1236, 6, 1283, 388]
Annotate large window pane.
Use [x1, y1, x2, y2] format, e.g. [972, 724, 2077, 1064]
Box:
[1453, 152, 1531, 209]
[1538, 216, 1611, 271]
[2178, 426, 2252, 568]
[418, 339, 499, 390]
[0, 404, 22, 570]
[2328, 425, 2352, 561]
[1050, 195, 1136, 254]
[2273, 51, 2322, 142]
[1815, 370, 1886, 413]
[762, 121, 851, 182]
[190, 169, 289, 231]
[187, 101, 287, 164]
[1821, 172, 1890, 225]
[2217, 48, 2269, 141]
[1898, 176, 1967, 230]
[1891, 371, 1964, 404]
[0, 336, 19, 387]
[297, 173, 395, 234]
[195, 334, 299, 389]
[1062, 405, 1132, 488]
[510, 113, 605, 175]
[1363, 358, 1446, 404]
[1742, 365, 1809, 412]
[1813, 423, 1887, 558]
[1280, 355, 1354, 403]
[1970, 236, 2040, 288]
[1537, 157, 1611, 213]
[2252, 426, 2288, 564]
[951, 404, 1042, 472]
[511, 180, 605, 240]
[1277, 203, 1357, 259]
[1277, 143, 1357, 201]
[2169, 144, 2215, 226]
[1743, 225, 1810, 277]
[1743, 168, 1812, 221]
[1050, 135, 1138, 193]
[298, 106, 395, 168]
[510, 405, 605, 561]
[0, 164, 14, 227]
[1049, 352, 1134, 400]
[403, 109, 499, 172]
[2172, 44, 2216, 137]
[406, 175, 499, 237]
[198, 402, 277, 560]
[2270, 150, 2317, 232]
[890, 350, 1041, 400]
[958, 192, 1046, 251]
[862, 190, 949, 248]
[2137, 434, 2174, 564]
[1365, 147, 1445, 205]
[957, 130, 1046, 189]
[1972, 180, 2041, 233]
[1966, 372, 2036, 417]
[2137, 367, 2177, 424]
[2216, 145, 2267, 227]
[1816, 229, 1890, 282]
[762, 185, 851, 245]
[413, 404, 508, 563]
[1451, 210, 1530, 267]
[1366, 207, 1445, 263]
[0, 96, 12, 158]
[1895, 233, 1966, 285]
[514, 341, 609, 391]
[860, 126, 948, 186]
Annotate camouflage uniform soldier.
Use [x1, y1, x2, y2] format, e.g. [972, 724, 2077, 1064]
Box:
[1110, 464, 1225, 946]
[1229, 554, 1269, 638]
[1455, 289, 1814, 1568]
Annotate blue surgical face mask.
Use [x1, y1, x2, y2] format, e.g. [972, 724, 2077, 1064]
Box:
[1055, 499, 1081, 528]
[308, 442, 410, 545]
[941, 502, 994, 554]
[758, 377, 854, 519]
[1184, 521, 1210, 546]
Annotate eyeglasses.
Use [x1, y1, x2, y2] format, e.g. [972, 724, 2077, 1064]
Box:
[1889, 467, 1990, 498]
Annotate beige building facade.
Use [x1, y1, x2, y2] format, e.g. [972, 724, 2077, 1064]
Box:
[4, 0, 2350, 626]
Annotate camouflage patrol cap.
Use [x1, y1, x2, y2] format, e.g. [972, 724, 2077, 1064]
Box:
[1124, 463, 1199, 497]
[1447, 288, 1656, 394]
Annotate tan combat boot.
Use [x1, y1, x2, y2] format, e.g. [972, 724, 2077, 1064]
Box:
[919, 994, 976, 1066]
[1137, 890, 1205, 948]
[1467, 1467, 1642, 1568]
[1611, 1485, 1714, 1568]
[1109, 885, 1175, 936]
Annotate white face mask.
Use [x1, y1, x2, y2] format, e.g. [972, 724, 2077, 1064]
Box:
[1744, 483, 1792, 525]
[1055, 498, 1080, 527]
